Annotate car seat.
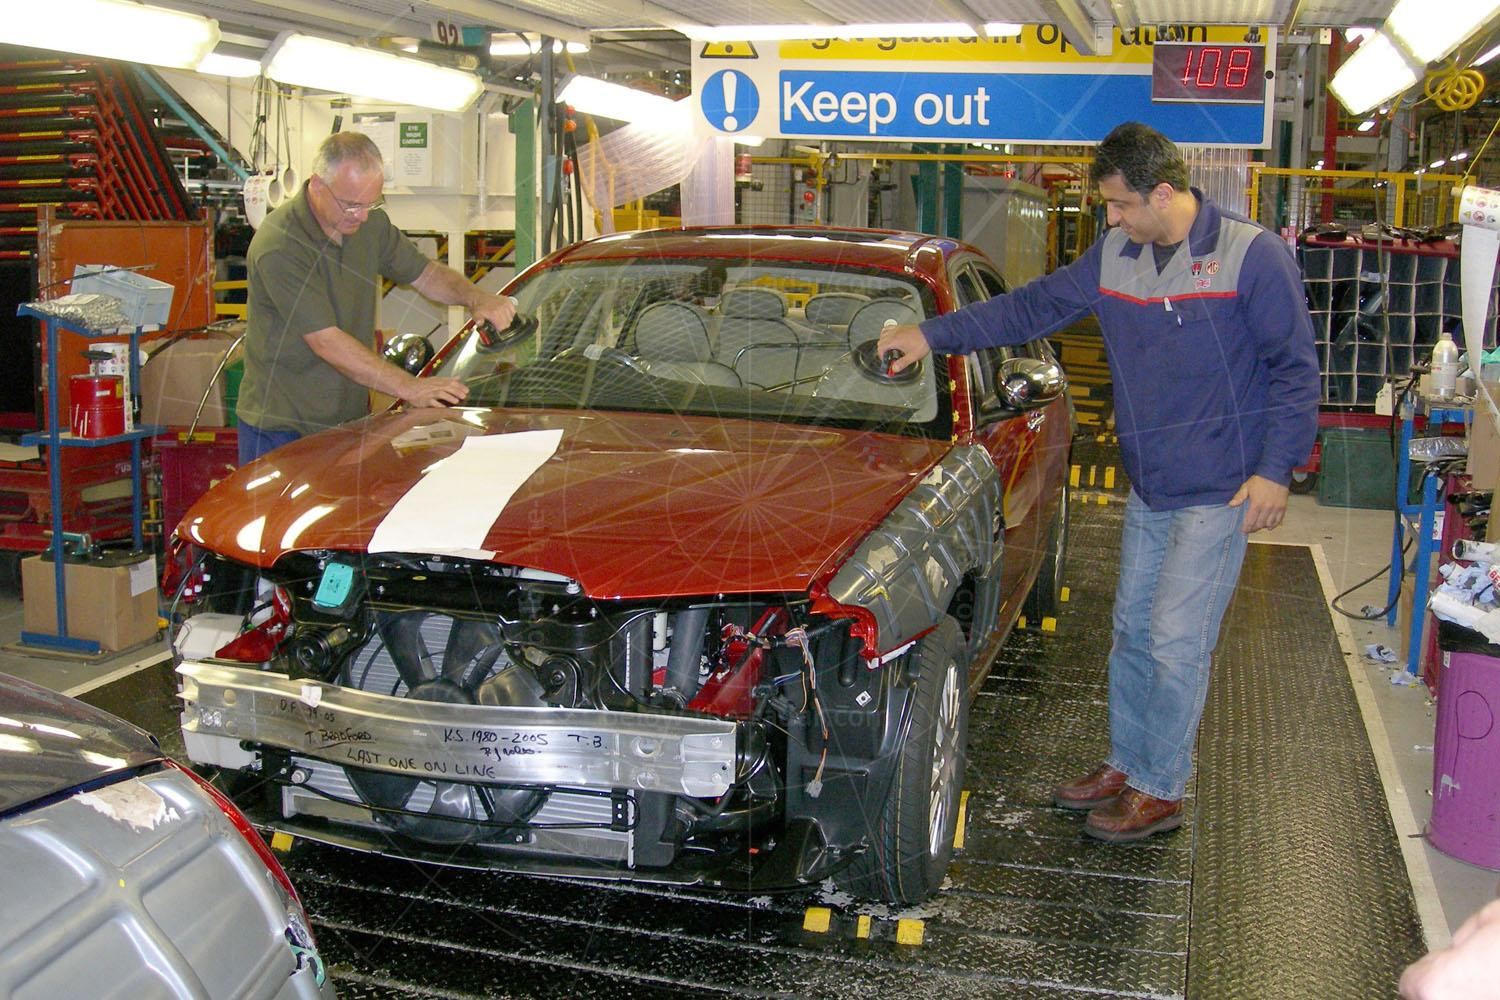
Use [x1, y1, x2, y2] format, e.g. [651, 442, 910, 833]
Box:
[633, 301, 741, 387]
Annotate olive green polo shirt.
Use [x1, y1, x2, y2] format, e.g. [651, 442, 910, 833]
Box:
[237, 185, 428, 434]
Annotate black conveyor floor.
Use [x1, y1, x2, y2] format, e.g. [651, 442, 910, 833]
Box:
[81, 480, 1427, 999]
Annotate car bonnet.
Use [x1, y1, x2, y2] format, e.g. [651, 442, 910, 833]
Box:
[177, 407, 953, 599]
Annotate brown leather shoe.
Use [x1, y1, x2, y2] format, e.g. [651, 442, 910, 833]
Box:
[1084, 787, 1183, 842]
[1053, 763, 1128, 810]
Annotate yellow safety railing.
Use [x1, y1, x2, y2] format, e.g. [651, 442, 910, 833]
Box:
[747, 275, 818, 310]
[1248, 165, 1469, 234]
[213, 278, 247, 319]
[599, 202, 681, 232]
[470, 238, 516, 285]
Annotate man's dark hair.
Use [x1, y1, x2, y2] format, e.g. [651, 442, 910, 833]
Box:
[1088, 122, 1190, 197]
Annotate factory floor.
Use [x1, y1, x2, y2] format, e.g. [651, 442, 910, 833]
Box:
[0, 478, 1490, 996]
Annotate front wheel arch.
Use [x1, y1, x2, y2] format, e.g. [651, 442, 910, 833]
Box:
[835, 616, 969, 904]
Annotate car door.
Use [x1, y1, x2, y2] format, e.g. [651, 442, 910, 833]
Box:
[954, 260, 1047, 633]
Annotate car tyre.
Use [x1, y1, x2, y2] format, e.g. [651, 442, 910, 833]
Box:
[1023, 484, 1069, 623]
[838, 616, 968, 904]
[1288, 469, 1318, 495]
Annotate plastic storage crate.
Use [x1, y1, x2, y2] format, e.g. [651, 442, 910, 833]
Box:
[71, 265, 174, 327]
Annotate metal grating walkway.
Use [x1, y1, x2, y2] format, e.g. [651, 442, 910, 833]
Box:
[83, 460, 1426, 999]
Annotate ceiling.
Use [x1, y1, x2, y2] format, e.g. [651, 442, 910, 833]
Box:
[159, 0, 1401, 75]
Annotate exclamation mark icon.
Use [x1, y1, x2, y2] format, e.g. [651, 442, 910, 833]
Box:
[722, 72, 738, 131]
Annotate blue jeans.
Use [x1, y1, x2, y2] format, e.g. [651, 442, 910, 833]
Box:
[238, 422, 301, 465]
[1105, 489, 1249, 800]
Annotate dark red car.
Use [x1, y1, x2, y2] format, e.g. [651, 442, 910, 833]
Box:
[169, 226, 1071, 904]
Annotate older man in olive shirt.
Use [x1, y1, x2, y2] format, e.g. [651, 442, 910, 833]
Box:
[237, 131, 515, 464]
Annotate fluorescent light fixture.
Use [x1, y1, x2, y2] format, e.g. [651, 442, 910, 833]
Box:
[1328, 31, 1422, 115]
[1478, 42, 1500, 66]
[10, 0, 219, 71]
[264, 33, 483, 113]
[490, 35, 590, 56]
[556, 74, 676, 122]
[1387, 0, 1500, 63]
[196, 52, 261, 78]
[1452, 150, 1470, 160]
[686, 23, 990, 41]
[1357, 119, 1376, 131]
[1431, 158, 1448, 168]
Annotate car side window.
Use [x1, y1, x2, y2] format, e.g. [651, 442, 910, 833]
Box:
[976, 266, 1008, 298]
[974, 262, 1060, 365]
[968, 347, 1009, 418]
[950, 262, 1011, 419]
[953, 268, 985, 308]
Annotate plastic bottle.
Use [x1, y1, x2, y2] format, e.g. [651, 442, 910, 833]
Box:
[1431, 330, 1460, 399]
[1454, 539, 1500, 564]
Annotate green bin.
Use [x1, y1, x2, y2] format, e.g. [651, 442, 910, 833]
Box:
[1317, 427, 1398, 509]
[222, 359, 243, 428]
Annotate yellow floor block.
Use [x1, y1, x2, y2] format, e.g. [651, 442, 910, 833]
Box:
[803, 906, 832, 933]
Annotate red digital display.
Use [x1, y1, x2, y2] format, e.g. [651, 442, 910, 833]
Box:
[1151, 43, 1267, 104]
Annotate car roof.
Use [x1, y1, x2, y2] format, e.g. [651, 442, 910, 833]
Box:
[544, 225, 973, 284]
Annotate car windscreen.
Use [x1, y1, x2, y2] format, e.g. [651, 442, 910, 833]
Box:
[431, 257, 950, 437]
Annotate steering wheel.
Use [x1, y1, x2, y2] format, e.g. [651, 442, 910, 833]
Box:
[553, 344, 650, 374]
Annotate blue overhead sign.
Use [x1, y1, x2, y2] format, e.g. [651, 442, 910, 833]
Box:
[692, 26, 1276, 148]
[700, 69, 761, 134]
[776, 69, 1269, 143]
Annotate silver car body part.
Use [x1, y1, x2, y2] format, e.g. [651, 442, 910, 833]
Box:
[0, 766, 330, 1000]
[281, 753, 638, 863]
[824, 444, 1002, 651]
[177, 661, 739, 799]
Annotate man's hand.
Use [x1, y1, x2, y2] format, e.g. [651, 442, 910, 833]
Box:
[468, 292, 518, 335]
[411, 263, 519, 335]
[305, 324, 468, 409]
[875, 323, 931, 374]
[1400, 898, 1500, 999]
[401, 375, 468, 408]
[1227, 474, 1289, 534]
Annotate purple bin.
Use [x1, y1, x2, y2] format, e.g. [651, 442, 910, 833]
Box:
[1429, 651, 1500, 869]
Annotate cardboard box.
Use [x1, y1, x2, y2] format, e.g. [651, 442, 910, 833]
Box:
[1468, 385, 1500, 490]
[139, 329, 240, 429]
[1397, 573, 1433, 679]
[1398, 574, 1415, 667]
[22, 554, 159, 651]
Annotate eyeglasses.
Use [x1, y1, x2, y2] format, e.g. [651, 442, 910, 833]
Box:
[319, 178, 384, 216]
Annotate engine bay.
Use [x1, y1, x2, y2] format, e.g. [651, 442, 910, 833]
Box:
[171, 547, 914, 889]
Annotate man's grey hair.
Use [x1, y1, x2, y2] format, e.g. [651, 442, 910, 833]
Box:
[311, 132, 384, 179]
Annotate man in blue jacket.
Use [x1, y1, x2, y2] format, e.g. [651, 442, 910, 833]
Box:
[879, 121, 1319, 842]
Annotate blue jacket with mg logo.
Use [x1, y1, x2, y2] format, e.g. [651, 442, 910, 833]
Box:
[921, 190, 1320, 511]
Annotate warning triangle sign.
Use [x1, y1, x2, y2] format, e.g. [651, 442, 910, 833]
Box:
[699, 41, 758, 59]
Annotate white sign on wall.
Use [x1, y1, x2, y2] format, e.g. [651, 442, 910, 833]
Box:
[352, 111, 434, 186]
